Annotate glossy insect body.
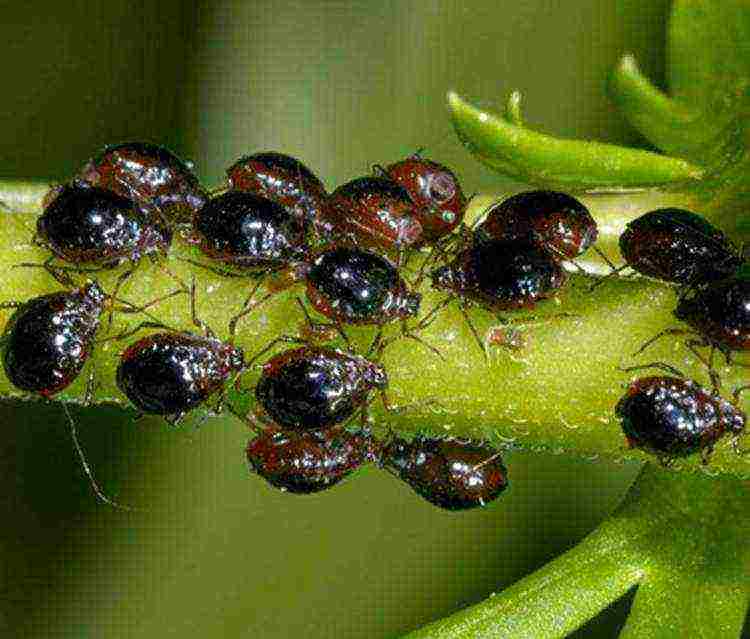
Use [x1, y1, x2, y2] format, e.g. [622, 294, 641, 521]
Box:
[190, 191, 307, 270]
[674, 273, 750, 351]
[226, 152, 328, 234]
[619, 208, 741, 284]
[615, 376, 745, 458]
[322, 177, 421, 252]
[37, 184, 172, 266]
[1, 282, 105, 397]
[381, 436, 509, 510]
[304, 246, 421, 325]
[381, 156, 466, 243]
[477, 190, 598, 260]
[116, 332, 244, 420]
[76, 141, 207, 223]
[431, 238, 566, 311]
[255, 346, 387, 432]
[246, 427, 377, 494]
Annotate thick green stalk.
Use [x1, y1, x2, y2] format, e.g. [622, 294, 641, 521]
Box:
[2, 185, 746, 477]
[405, 465, 750, 639]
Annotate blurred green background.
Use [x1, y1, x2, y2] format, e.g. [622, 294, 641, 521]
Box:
[0, 1, 670, 637]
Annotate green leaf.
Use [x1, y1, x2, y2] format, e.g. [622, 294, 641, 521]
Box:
[405, 464, 750, 638]
[606, 54, 735, 162]
[1, 187, 747, 478]
[447, 91, 704, 190]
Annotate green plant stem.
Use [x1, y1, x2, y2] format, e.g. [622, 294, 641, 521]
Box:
[618, 572, 750, 639]
[405, 464, 750, 639]
[1, 184, 747, 477]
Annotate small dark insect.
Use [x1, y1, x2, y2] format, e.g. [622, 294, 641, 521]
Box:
[428, 237, 567, 354]
[431, 238, 566, 312]
[617, 208, 742, 285]
[36, 184, 172, 270]
[380, 435, 509, 510]
[75, 141, 207, 223]
[187, 191, 307, 273]
[322, 176, 422, 255]
[674, 272, 750, 354]
[230, 245, 432, 356]
[378, 155, 466, 244]
[303, 246, 421, 326]
[0, 281, 144, 508]
[254, 345, 387, 433]
[634, 270, 750, 384]
[1, 281, 106, 397]
[115, 280, 250, 424]
[117, 332, 245, 423]
[476, 190, 598, 260]
[226, 152, 328, 236]
[246, 427, 378, 494]
[616, 365, 746, 463]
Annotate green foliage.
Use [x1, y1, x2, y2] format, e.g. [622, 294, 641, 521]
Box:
[407, 465, 750, 639]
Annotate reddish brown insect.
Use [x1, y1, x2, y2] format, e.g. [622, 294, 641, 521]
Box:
[322, 176, 422, 255]
[634, 270, 750, 386]
[380, 435, 509, 510]
[246, 427, 378, 494]
[378, 155, 466, 244]
[476, 190, 598, 260]
[618, 208, 741, 285]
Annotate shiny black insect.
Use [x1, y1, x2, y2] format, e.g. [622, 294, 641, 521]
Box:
[380, 435, 509, 510]
[618, 208, 742, 285]
[0, 281, 149, 508]
[476, 190, 598, 260]
[246, 427, 377, 494]
[377, 155, 466, 245]
[117, 332, 244, 423]
[428, 237, 567, 354]
[226, 152, 328, 236]
[616, 365, 746, 463]
[431, 238, 566, 311]
[674, 271, 750, 354]
[229, 245, 430, 355]
[302, 246, 421, 325]
[254, 346, 387, 433]
[75, 141, 207, 224]
[635, 270, 750, 384]
[36, 184, 172, 270]
[115, 281, 251, 424]
[187, 191, 307, 274]
[1, 282, 106, 397]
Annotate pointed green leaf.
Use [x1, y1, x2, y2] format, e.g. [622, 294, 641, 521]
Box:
[606, 54, 735, 163]
[447, 91, 704, 190]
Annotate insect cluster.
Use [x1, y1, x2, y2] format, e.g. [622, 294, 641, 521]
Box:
[611, 208, 749, 463]
[1, 141, 747, 509]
